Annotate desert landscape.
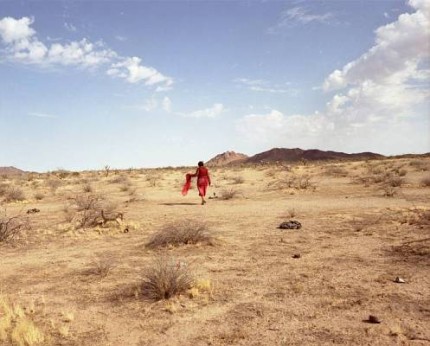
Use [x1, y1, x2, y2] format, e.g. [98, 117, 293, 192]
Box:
[1, 152, 429, 346]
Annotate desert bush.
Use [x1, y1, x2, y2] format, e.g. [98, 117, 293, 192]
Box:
[398, 169, 407, 176]
[34, 192, 45, 201]
[270, 174, 315, 190]
[420, 176, 430, 187]
[110, 175, 130, 185]
[386, 175, 404, 187]
[120, 184, 131, 192]
[87, 255, 116, 278]
[68, 195, 121, 229]
[141, 256, 194, 301]
[46, 179, 62, 193]
[0, 296, 45, 345]
[146, 219, 214, 248]
[53, 169, 71, 179]
[104, 165, 111, 177]
[324, 165, 348, 177]
[231, 176, 244, 184]
[82, 183, 93, 193]
[66, 194, 109, 228]
[3, 187, 26, 202]
[409, 160, 429, 171]
[383, 185, 397, 197]
[219, 188, 239, 200]
[0, 213, 29, 242]
[146, 173, 161, 187]
[0, 183, 10, 197]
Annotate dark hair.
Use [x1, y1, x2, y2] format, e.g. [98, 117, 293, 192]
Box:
[198, 161, 204, 167]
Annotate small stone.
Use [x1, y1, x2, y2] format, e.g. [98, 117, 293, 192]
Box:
[292, 254, 301, 259]
[394, 277, 405, 283]
[278, 220, 302, 230]
[367, 315, 381, 324]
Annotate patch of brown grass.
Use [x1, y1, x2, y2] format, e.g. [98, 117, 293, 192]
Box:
[146, 219, 214, 248]
[0, 214, 29, 243]
[3, 187, 26, 202]
[0, 296, 45, 345]
[324, 165, 348, 177]
[219, 188, 239, 200]
[86, 255, 117, 278]
[141, 256, 194, 301]
[420, 176, 430, 187]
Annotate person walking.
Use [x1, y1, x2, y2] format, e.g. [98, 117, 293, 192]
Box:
[182, 161, 211, 205]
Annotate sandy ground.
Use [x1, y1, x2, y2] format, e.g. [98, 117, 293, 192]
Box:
[1, 158, 429, 345]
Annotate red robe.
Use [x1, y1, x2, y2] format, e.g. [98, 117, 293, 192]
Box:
[181, 167, 211, 197]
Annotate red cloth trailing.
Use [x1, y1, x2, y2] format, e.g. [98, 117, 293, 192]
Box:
[182, 173, 192, 196]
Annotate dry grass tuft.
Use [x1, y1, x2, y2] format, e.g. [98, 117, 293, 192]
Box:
[87, 255, 117, 278]
[46, 178, 62, 194]
[0, 213, 29, 243]
[141, 256, 194, 301]
[383, 185, 397, 197]
[3, 187, 26, 203]
[146, 219, 214, 248]
[324, 165, 348, 177]
[269, 174, 315, 191]
[66, 194, 121, 229]
[420, 176, 430, 187]
[392, 238, 430, 264]
[219, 188, 239, 200]
[231, 176, 245, 184]
[0, 296, 45, 346]
[33, 192, 45, 201]
[82, 183, 93, 193]
[110, 175, 130, 185]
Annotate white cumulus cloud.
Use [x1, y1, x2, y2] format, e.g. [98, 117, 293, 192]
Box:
[238, 1, 430, 155]
[186, 103, 224, 118]
[323, 0, 430, 91]
[0, 16, 173, 89]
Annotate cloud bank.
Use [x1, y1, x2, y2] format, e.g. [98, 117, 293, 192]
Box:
[240, 0, 430, 154]
[0, 16, 173, 89]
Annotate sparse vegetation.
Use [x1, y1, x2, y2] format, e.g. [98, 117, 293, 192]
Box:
[420, 176, 430, 187]
[87, 255, 116, 278]
[146, 219, 214, 248]
[383, 185, 397, 197]
[66, 194, 121, 229]
[231, 176, 245, 184]
[324, 165, 348, 177]
[34, 192, 45, 201]
[141, 256, 194, 301]
[219, 188, 239, 200]
[82, 183, 93, 193]
[269, 174, 315, 191]
[0, 296, 45, 345]
[1, 157, 430, 345]
[46, 178, 62, 194]
[0, 213, 29, 242]
[110, 175, 130, 185]
[3, 187, 26, 202]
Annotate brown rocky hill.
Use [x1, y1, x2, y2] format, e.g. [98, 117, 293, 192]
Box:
[206, 151, 248, 166]
[0, 166, 25, 175]
[246, 148, 384, 163]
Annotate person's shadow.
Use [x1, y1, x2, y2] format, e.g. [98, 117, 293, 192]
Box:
[159, 202, 199, 206]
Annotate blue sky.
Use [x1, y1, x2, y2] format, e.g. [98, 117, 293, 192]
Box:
[0, 0, 429, 171]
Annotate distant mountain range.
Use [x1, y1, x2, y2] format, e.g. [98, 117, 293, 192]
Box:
[0, 166, 26, 175]
[206, 148, 385, 166]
